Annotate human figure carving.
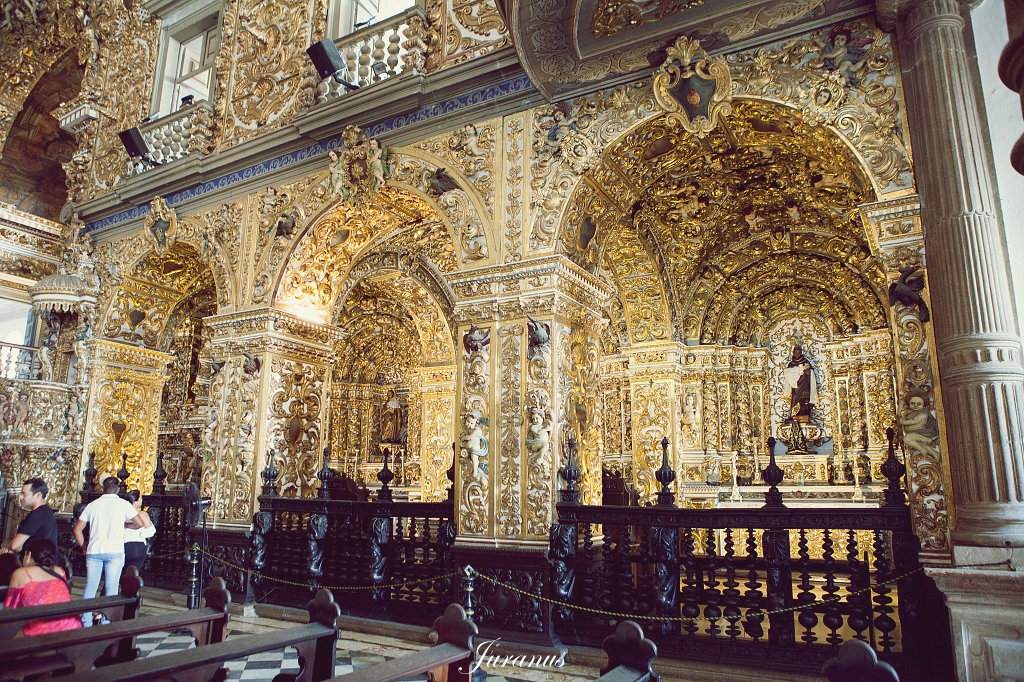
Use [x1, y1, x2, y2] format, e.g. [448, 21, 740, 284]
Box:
[460, 411, 488, 478]
[380, 389, 403, 443]
[525, 406, 552, 466]
[783, 345, 817, 419]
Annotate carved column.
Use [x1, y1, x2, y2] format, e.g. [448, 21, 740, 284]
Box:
[80, 339, 171, 494]
[900, 0, 1024, 547]
[202, 309, 343, 527]
[448, 255, 610, 644]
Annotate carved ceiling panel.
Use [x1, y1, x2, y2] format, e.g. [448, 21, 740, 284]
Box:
[334, 285, 423, 385]
[274, 186, 448, 321]
[567, 98, 886, 347]
[510, 0, 871, 100]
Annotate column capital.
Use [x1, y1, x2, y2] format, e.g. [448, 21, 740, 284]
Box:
[877, 0, 980, 32]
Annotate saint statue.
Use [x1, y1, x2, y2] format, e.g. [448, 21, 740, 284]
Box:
[783, 345, 817, 420]
[380, 389, 403, 444]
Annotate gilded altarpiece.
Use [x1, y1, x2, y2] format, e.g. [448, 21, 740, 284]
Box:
[201, 309, 343, 527]
[81, 339, 170, 494]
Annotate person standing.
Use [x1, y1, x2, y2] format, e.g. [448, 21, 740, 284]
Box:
[0, 478, 58, 555]
[72, 476, 142, 626]
[122, 490, 155, 573]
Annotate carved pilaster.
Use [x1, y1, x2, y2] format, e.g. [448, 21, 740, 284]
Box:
[900, 0, 1024, 546]
[81, 339, 171, 494]
[202, 308, 344, 526]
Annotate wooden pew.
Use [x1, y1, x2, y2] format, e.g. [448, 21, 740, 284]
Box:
[323, 603, 477, 682]
[595, 621, 659, 682]
[0, 578, 232, 681]
[0, 566, 143, 640]
[66, 588, 341, 682]
[822, 639, 899, 682]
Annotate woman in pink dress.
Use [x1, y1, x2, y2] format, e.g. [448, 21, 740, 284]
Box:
[4, 538, 82, 636]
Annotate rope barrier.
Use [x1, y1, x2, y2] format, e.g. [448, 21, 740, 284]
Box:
[193, 549, 922, 625]
[465, 566, 925, 624]
[197, 548, 461, 592]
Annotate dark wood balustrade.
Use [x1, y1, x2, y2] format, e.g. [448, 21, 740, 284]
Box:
[547, 435, 951, 681]
[251, 493, 456, 623]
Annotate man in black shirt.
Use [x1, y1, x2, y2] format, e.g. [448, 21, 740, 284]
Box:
[0, 477, 58, 554]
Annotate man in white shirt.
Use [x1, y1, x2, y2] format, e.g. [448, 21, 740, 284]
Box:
[73, 476, 144, 627]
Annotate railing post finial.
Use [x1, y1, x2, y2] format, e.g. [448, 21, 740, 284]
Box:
[117, 450, 130, 495]
[317, 445, 332, 500]
[152, 449, 167, 494]
[655, 435, 677, 507]
[881, 426, 907, 506]
[761, 437, 785, 508]
[377, 446, 394, 502]
[83, 450, 98, 492]
[560, 437, 581, 504]
[461, 564, 476, 624]
[261, 449, 279, 497]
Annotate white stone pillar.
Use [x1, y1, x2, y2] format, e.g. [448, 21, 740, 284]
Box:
[901, 0, 1024, 547]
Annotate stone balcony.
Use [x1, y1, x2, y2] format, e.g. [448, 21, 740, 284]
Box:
[314, 6, 430, 106]
[128, 101, 216, 175]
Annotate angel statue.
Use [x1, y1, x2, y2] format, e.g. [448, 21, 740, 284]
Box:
[525, 405, 552, 467]
[460, 410, 488, 478]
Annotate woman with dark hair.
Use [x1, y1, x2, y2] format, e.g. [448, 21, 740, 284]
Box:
[4, 538, 81, 636]
[122, 490, 155, 573]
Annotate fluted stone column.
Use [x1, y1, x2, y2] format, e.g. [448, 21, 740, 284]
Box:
[901, 0, 1024, 547]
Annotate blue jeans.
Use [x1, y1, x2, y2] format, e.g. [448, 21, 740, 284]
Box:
[82, 552, 125, 627]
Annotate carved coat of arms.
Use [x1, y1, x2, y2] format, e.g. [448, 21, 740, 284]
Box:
[329, 126, 388, 208]
[142, 196, 177, 254]
[653, 37, 732, 138]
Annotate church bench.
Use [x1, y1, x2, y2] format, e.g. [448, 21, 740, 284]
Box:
[322, 603, 476, 682]
[594, 621, 659, 682]
[0, 578, 231, 682]
[0, 566, 143, 640]
[65, 588, 341, 682]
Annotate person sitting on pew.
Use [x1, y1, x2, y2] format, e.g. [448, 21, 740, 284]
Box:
[3, 538, 81, 636]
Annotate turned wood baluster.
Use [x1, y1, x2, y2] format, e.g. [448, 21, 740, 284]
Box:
[722, 528, 742, 640]
[680, 527, 700, 637]
[615, 526, 636, 614]
[579, 522, 596, 612]
[796, 528, 818, 645]
[650, 524, 679, 637]
[636, 525, 654, 615]
[598, 523, 615, 619]
[821, 528, 843, 648]
[871, 530, 898, 653]
[742, 528, 765, 642]
[846, 529, 871, 641]
[417, 517, 432, 602]
[703, 529, 722, 639]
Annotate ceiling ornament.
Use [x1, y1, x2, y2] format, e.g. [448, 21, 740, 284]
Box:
[653, 37, 732, 138]
[329, 126, 388, 209]
[591, 0, 704, 40]
[142, 197, 178, 255]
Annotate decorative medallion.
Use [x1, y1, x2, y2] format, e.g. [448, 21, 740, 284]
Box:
[559, 131, 596, 173]
[653, 37, 732, 138]
[329, 126, 388, 209]
[142, 197, 178, 255]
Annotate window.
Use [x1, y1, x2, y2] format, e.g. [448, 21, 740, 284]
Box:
[153, 13, 220, 118]
[0, 299, 32, 346]
[328, 0, 415, 39]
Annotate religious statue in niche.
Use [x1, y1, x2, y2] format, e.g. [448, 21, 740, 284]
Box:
[783, 345, 818, 422]
[899, 391, 939, 459]
[380, 389, 404, 444]
[460, 410, 488, 478]
[525, 404, 553, 468]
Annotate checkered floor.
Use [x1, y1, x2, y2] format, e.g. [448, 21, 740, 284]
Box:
[136, 630, 429, 681]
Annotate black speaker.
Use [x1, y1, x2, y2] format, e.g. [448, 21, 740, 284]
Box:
[118, 127, 152, 158]
[306, 39, 346, 79]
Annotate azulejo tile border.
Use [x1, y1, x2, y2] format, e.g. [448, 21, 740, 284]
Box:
[86, 74, 534, 234]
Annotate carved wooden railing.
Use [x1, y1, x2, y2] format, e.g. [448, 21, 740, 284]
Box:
[548, 434, 946, 680]
[251, 495, 456, 621]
